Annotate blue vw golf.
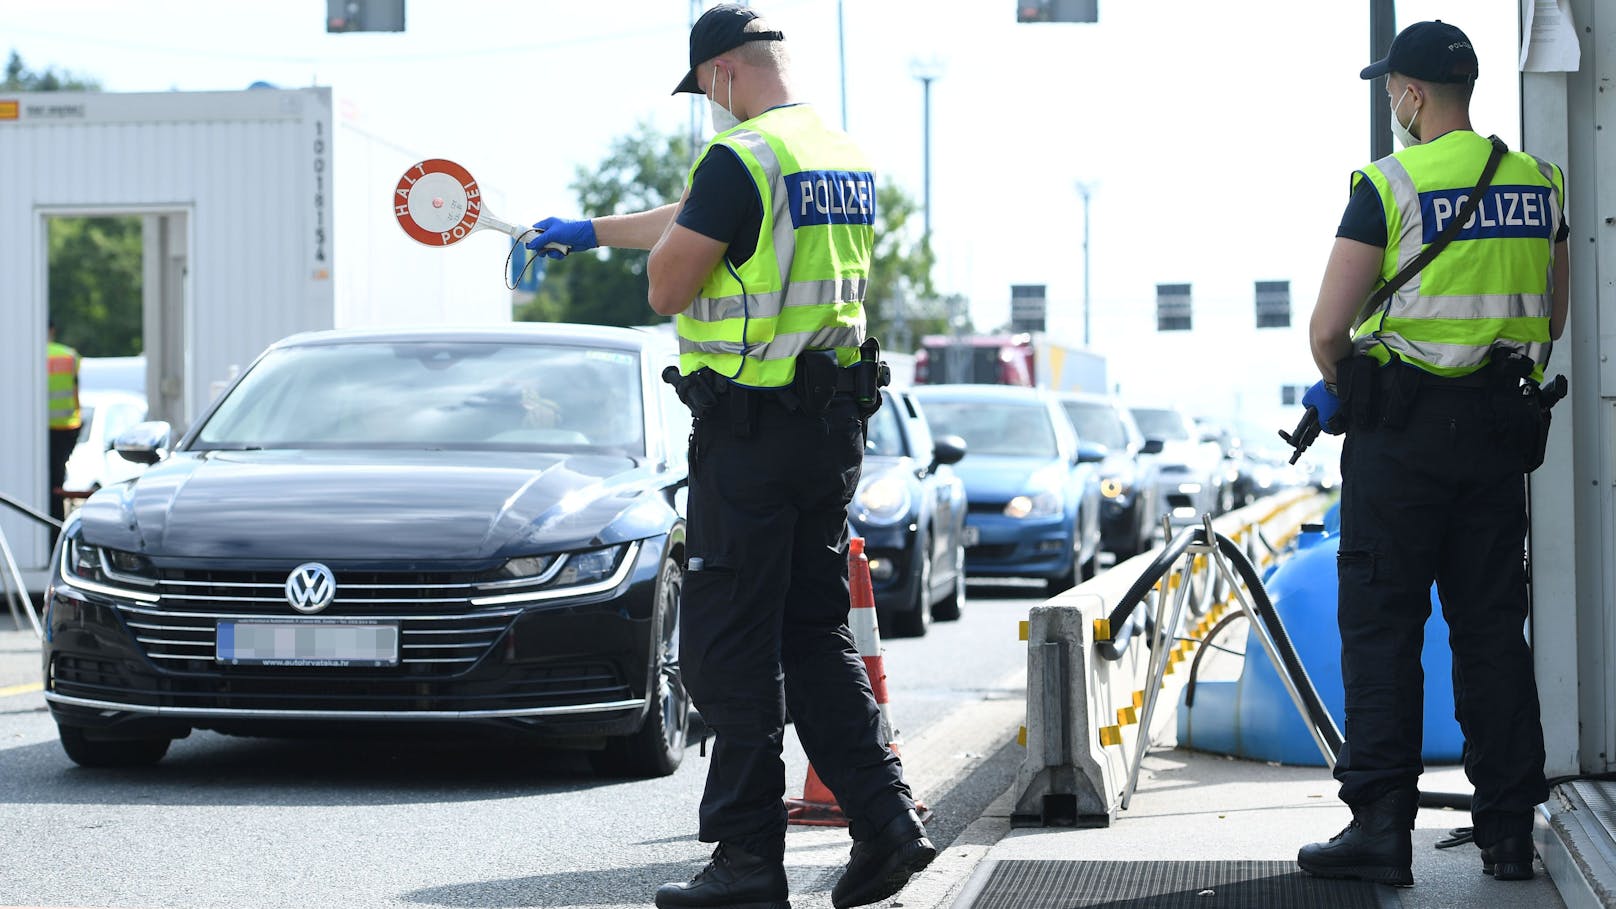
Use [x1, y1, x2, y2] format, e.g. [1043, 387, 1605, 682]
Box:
[910, 385, 1103, 594]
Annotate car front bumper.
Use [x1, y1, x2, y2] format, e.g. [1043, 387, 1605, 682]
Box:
[962, 513, 1073, 578]
[41, 541, 668, 740]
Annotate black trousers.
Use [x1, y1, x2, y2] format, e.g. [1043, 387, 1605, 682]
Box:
[1334, 384, 1548, 848]
[49, 427, 78, 522]
[682, 392, 914, 858]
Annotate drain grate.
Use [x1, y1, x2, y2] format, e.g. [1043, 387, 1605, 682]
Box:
[965, 860, 1390, 909]
[1571, 780, 1616, 843]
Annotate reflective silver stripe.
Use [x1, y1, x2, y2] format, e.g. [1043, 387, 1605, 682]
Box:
[685, 278, 868, 327]
[1378, 156, 1426, 303]
[680, 327, 861, 361]
[687, 290, 785, 324]
[783, 276, 867, 308]
[1382, 292, 1551, 322]
[723, 128, 797, 289]
[1355, 331, 1550, 371]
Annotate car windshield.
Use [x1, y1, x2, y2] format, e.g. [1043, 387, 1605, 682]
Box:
[918, 399, 1057, 458]
[194, 341, 645, 455]
[1131, 407, 1191, 441]
[1061, 401, 1127, 449]
[864, 395, 906, 457]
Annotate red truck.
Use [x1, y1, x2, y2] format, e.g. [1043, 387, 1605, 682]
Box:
[913, 332, 1107, 393]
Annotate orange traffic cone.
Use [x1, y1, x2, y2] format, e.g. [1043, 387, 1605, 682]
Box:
[786, 537, 931, 826]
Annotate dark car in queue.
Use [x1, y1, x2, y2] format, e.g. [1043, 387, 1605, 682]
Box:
[1054, 392, 1164, 560]
[42, 324, 693, 777]
[911, 385, 1103, 594]
[848, 388, 968, 639]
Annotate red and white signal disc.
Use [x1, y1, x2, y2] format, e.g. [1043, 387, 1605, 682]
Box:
[394, 158, 484, 247]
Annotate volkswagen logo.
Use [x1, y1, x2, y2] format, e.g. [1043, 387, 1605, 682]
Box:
[285, 562, 337, 614]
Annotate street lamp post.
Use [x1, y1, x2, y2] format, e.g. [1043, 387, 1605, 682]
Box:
[1075, 181, 1095, 347]
[910, 59, 945, 244]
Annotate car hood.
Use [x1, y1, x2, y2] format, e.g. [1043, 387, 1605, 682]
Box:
[73, 449, 679, 564]
[952, 455, 1068, 500]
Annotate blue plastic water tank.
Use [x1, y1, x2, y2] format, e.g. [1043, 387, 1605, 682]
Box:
[1177, 509, 1465, 766]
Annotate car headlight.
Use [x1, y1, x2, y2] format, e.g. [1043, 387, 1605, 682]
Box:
[1004, 490, 1062, 519]
[58, 533, 159, 601]
[471, 541, 639, 606]
[854, 472, 912, 526]
[1100, 476, 1130, 499]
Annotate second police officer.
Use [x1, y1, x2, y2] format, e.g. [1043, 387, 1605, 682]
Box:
[1296, 20, 1569, 888]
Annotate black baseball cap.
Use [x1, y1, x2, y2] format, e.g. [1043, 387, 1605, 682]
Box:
[1360, 20, 1479, 84]
[673, 4, 785, 95]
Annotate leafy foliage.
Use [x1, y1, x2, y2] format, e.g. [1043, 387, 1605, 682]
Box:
[9, 51, 133, 353]
[50, 217, 144, 357]
[515, 125, 692, 327]
[4, 50, 101, 91]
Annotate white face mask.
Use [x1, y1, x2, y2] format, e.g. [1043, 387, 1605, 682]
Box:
[1390, 86, 1420, 148]
[707, 64, 739, 132]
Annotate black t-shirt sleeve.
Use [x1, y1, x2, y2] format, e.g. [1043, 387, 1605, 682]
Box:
[1336, 175, 1387, 247]
[675, 145, 762, 266]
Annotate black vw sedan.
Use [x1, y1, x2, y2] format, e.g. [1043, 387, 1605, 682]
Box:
[42, 324, 692, 777]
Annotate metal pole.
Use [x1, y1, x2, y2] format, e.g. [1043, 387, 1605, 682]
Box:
[1076, 182, 1092, 347]
[921, 75, 933, 241]
[1369, 0, 1396, 161]
[838, 0, 848, 131]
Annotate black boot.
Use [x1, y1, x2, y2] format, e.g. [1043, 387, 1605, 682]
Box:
[1481, 835, 1536, 880]
[830, 809, 936, 909]
[1297, 789, 1416, 886]
[654, 843, 790, 909]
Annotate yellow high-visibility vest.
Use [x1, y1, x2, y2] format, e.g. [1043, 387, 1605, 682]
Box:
[47, 340, 82, 431]
[1350, 131, 1564, 383]
[677, 104, 873, 388]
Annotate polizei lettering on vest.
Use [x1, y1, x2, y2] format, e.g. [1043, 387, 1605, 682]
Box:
[786, 170, 877, 229]
[1421, 185, 1553, 243]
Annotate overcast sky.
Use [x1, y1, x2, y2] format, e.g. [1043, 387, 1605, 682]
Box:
[6, 0, 1527, 420]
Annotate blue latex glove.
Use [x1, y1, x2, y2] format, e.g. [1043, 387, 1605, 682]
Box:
[525, 217, 597, 259]
[1303, 380, 1343, 435]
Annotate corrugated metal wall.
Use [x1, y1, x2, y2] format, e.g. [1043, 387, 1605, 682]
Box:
[0, 88, 336, 572]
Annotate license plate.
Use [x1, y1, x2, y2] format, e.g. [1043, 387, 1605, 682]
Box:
[216, 620, 400, 667]
[962, 525, 981, 547]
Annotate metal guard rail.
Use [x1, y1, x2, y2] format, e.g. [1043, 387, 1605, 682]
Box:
[0, 490, 54, 639]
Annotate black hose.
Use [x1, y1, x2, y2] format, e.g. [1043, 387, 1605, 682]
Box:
[1183, 610, 1249, 709]
[1095, 527, 1200, 662]
[1210, 533, 1345, 757]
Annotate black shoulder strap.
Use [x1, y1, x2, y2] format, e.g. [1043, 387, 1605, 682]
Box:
[1362, 135, 1509, 323]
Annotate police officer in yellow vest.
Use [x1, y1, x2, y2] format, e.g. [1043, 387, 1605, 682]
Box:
[1296, 21, 1568, 887]
[46, 318, 84, 523]
[523, 7, 931, 908]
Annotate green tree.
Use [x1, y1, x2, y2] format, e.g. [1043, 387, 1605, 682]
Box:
[515, 124, 691, 327]
[517, 125, 940, 343]
[4, 50, 101, 91]
[49, 217, 144, 357]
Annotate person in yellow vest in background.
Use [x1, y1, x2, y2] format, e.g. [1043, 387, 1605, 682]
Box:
[1295, 21, 1569, 889]
[46, 318, 83, 524]
[524, 6, 930, 909]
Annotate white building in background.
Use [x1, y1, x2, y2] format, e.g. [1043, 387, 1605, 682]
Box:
[0, 86, 514, 589]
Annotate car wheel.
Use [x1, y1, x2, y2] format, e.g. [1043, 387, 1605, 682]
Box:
[590, 552, 689, 778]
[57, 725, 171, 768]
[932, 537, 965, 622]
[889, 536, 930, 639]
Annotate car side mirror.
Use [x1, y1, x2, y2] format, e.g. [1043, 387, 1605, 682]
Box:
[114, 421, 172, 465]
[1076, 441, 1107, 464]
[931, 435, 967, 469]
[1141, 438, 1165, 455]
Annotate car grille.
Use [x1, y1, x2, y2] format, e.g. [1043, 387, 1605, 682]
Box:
[967, 501, 1009, 514]
[115, 568, 515, 676]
